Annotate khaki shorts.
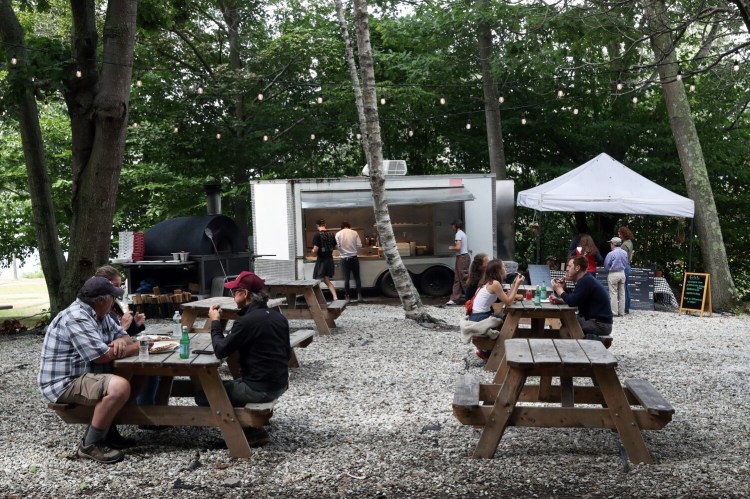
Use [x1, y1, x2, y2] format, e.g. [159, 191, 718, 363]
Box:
[57, 373, 113, 406]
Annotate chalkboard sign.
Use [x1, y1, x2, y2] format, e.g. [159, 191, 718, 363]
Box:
[596, 267, 654, 311]
[528, 264, 552, 287]
[679, 273, 712, 317]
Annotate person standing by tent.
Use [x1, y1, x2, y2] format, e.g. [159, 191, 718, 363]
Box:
[446, 219, 470, 306]
[570, 234, 603, 276]
[312, 219, 338, 301]
[618, 226, 635, 314]
[604, 237, 628, 317]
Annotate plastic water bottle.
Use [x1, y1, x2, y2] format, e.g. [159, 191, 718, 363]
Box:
[172, 310, 181, 337]
[138, 335, 149, 361]
[179, 326, 190, 359]
[534, 285, 541, 306]
[541, 283, 547, 301]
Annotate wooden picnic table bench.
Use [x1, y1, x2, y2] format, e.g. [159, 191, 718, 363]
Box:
[453, 338, 673, 464]
[47, 334, 276, 458]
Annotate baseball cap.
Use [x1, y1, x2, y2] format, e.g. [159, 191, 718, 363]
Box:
[608, 236, 623, 246]
[315, 218, 326, 226]
[81, 276, 124, 298]
[224, 271, 265, 292]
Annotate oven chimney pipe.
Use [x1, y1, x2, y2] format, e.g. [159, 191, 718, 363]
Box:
[204, 183, 222, 215]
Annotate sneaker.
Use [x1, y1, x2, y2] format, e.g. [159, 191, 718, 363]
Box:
[138, 425, 170, 432]
[77, 439, 124, 464]
[475, 350, 489, 362]
[445, 300, 457, 306]
[104, 430, 136, 449]
[243, 427, 271, 448]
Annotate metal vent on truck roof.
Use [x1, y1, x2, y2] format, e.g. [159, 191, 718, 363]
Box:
[361, 160, 407, 176]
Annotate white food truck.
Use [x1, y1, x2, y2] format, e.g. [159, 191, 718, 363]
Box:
[250, 171, 514, 297]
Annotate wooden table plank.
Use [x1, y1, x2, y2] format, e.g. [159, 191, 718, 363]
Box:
[528, 338, 561, 366]
[504, 338, 534, 367]
[553, 339, 592, 367]
[578, 339, 618, 367]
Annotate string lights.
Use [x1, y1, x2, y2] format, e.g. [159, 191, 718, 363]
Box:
[439, 95, 446, 105]
[75, 69, 82, 78]
[498, 94, 505, 104]
[11, 55, 17, 65]
[465, 119, 471, 130]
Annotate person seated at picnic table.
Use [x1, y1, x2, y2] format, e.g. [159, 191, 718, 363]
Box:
[37, 277, 145, 464]
[197, 271, 292, 447]
[463, 252, 488, 301]
[94, 265, 165, 430]
[550, 255, 613, 341]
[603, 237, 628, 317]
[570, 234, 603, 276]
[462, 259, 525, 361]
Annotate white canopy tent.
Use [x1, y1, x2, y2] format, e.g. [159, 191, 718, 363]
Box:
[517, 153, 694, 218]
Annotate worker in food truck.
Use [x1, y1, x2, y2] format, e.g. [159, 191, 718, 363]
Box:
[311, 219, 339, 301]
[446, 219, 470, 306]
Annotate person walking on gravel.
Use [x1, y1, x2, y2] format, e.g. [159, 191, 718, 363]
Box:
[446, 219, 470, 305]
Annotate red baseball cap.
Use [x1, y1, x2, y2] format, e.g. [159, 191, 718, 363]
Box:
[224, 271, 265, 292]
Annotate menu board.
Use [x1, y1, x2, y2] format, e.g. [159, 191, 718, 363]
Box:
[679, 273, 712, 317]
[528, 264, 552, 287]
[595, 267, 654, 311]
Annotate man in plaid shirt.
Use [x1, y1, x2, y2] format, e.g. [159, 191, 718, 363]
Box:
[38, 277, 140, 464]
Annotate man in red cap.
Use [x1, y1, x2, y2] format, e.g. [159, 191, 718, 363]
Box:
[199, 271, 291, 446]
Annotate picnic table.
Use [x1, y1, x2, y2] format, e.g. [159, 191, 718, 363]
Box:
[480, 300, 586, 373]
[180, 279, 346, 335]
[453, 338, 674, 464]
[48, 333, 271, 458]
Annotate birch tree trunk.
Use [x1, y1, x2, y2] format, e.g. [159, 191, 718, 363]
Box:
[1, 0, 138, 312]
[349, 0, 431, 321]
[476, 0, 506, 178]
[644, 0, 738, 308]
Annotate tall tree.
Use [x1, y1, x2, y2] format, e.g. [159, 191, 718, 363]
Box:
[349, 0, 431, 321]
[644, 0, 738, 307]
[0, 0, 137, 312]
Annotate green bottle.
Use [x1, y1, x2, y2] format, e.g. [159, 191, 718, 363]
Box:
[534, 285, 541, 306]
[179, 326, 190, 359]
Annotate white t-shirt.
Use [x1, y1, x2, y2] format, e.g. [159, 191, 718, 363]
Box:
[455, 229, 469, 255]
[335, 228, 362, 258]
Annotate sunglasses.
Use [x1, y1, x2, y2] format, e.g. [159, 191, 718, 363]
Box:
[231, 288, 247, 296]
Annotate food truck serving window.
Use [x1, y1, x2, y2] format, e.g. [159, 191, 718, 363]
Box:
[300, 187, 475, 208]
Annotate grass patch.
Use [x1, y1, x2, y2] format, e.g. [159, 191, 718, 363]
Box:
[0, 278, 50, 328]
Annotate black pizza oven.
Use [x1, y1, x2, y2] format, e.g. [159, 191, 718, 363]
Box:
[123, 185, 253, 298]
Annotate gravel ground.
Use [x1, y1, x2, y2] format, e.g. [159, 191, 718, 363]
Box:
[1, 302, 748, 498]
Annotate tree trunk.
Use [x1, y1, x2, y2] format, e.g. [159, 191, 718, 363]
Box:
[731, 0, 750, 33]
[350, 0, 430, 322]
[219, 1, 249, 231]
[644, 0, 738, 308]
[476, 0, 506, 178]
[0, 2, 66, 312]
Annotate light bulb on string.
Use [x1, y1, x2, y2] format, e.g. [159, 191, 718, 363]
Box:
[136, 78, 142, 87]
[257, 92, 264, 101]
[173, 126, 179, 133]
[11, 55, 18, 65]
[197, 86, 204, 95]
[216, 133, 221, 140]
[263, 134, 268, 142]
[557, 88, 564, 98]
[733, 60, 740, 72]
[310, 133, 316, 140]
[356, 133, 362, 140]
[632, 96, 638, 105]
[408, 128, 414, 137]
[689, 84, 695, 92]
[616, 80, 623, 91]
[675, 71, 682, 81]
[439, 95, 446, 105]
[498, 94, 505, 104]
[75, 69, 82, 78]
[573, 108, 579, 115]
[465, 120, 471, 130]
[380, 96, 386, 105]
[317, 94, 323, 104]
[521, 117, 527, 125]
[44, 101, 49, 109]
[132, 121, 139, 128]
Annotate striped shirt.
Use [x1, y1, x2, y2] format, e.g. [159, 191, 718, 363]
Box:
[37, 299, 128, 402]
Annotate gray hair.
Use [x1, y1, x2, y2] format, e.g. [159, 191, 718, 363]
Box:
[249, 289, 269, 304]
[78, 294, 110, 307]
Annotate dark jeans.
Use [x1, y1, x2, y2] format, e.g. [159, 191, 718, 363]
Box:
[341, 256, 362, 298]
[195, 379, 287, 407]
[136, 376, 160, 406]
[578, 316, 613, 337]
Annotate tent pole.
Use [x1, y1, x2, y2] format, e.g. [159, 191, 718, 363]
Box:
[536, 212, 542, 264]
[688, 217, 694, 271]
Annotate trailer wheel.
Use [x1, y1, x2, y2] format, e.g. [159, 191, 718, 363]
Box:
[379, 273, 399, 298]
[419, 266, 454, 297]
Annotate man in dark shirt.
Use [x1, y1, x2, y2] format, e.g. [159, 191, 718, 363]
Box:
[550, 255, 613, 340]
[196, 271, 291, 446]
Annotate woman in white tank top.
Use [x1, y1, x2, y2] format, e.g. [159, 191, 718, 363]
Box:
[468, 259, 525, 322]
